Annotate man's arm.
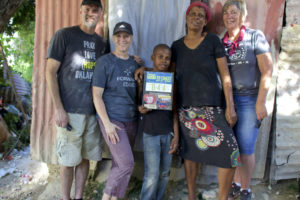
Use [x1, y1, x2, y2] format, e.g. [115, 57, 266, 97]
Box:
[45, 58, 68, 128]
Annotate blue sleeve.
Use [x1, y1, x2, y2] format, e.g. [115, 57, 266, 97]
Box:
[46, 29, 66, 62]
[254, 30, 270, 55]
[92, 57, 107, 88]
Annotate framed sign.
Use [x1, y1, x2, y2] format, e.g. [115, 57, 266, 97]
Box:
[142, 71, 174, 110]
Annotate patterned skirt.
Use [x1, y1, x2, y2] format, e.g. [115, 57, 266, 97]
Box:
[179, 106, 241, 168]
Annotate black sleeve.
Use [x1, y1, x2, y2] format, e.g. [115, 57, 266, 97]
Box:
[213, 34, 226, 58]
[46, 29, 67, 62]
[104, 39, 111, 54]
[171, 41, 177, 63]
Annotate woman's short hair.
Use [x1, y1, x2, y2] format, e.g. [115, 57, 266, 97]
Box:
[222, 0, 247, 23]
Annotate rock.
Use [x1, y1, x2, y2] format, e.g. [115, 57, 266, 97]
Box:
[180, 194, 189, 200]
[95, 160, 112, 183]
[0, 167, 15, 178]
[268, 185, 272, 190]
[262, 193, 269, 200]
[37, 178, 71, 200]
[0, 115, 11, 152]
[202, 189, 217, 199]
[182, 188, 188, 194]
[197, 187, 204, 193]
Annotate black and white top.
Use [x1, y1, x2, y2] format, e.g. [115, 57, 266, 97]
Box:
[224, 28, 271, 96]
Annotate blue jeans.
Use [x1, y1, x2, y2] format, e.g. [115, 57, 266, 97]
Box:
[233, 95, 259, 155]
[141, 132, 172, 200]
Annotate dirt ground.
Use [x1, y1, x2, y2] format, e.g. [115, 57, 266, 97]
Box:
[0, 148, 299, 200]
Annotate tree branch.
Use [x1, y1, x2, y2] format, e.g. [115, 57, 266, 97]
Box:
[0, 0, 25, 33]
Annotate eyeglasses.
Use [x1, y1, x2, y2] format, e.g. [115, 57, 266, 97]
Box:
[188, 12, 206, 20]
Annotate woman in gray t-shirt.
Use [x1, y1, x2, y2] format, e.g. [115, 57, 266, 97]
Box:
[92, 22, 139, 200]
[222, 0, 273, 199]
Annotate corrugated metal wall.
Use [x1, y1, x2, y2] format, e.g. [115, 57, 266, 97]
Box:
[31, 0, 285, 181]
[30, 0, 105, 164]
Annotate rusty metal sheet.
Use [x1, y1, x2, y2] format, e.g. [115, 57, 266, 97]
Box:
[30, 0, 105, 164]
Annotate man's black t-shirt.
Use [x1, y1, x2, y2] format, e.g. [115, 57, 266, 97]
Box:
[47, 26, 107, 114]
[171, 33, 226, 107]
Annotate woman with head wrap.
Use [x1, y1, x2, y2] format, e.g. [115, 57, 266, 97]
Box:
[171, 2, 241, 200]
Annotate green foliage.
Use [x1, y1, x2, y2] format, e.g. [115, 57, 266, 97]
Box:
[3, 112, 19, 132]
[125, 177, 143, 199]
[0, 0, 35, 83]
[1, 21, 35, 83]
[83, 177, 142, 200]
[4, 0, 35, 36]
[287, 181, 298, 193]
[0, 67, 11, 86]
[2, 111, 30, 152]
[84, 181, 106, 199]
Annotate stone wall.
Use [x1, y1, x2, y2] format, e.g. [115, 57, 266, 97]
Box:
[285, 0, 300, 25]
[272, 1, 300, 180]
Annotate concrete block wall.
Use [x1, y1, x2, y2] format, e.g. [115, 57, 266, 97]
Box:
[286, 0, 300, 25]
[272, 0, 300, 180]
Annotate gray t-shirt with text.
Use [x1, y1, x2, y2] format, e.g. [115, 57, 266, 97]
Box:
[92, 53, 138, 122]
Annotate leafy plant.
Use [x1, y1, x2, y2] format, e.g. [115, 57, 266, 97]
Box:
[0, 0, 35, 83]
[3, 112, 19, 132]
[4, 0, 35, 36]
[2, 111, 30, 152]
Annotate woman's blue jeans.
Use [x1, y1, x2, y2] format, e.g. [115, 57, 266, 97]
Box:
[233, 95, 260, 155]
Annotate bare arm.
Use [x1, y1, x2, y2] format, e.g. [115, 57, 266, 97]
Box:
[134, 66, 153, 83]
[169, 62, 179, 154]
[45, 58, 68, 127]
[256, 52, 273, 120]
[92, 86, 121, 144]
[169, 108, 179, 154]
[216, 57, 237, 127]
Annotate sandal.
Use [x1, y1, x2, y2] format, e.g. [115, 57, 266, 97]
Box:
[228, 183, 241, 199]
